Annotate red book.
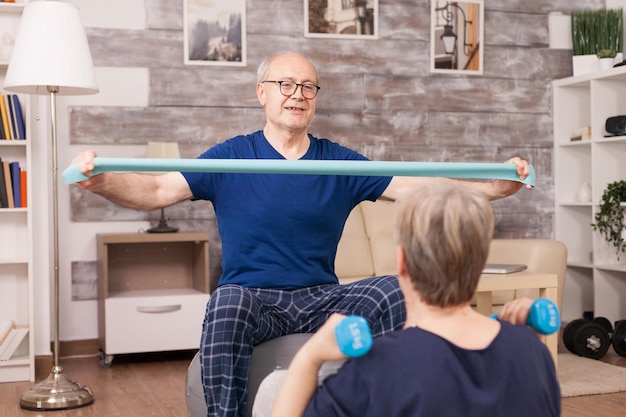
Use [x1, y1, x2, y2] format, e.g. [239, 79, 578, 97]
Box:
[20, 170, 27, 208]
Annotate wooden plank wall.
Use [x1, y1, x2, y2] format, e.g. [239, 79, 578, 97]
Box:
[68, 0, 605, 279]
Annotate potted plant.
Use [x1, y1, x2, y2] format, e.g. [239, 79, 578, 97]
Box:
[597, 48, 617, 58]
[571, 8, 623, 75]
[598, 48, 617, 69]
[592, 180, 626, 260]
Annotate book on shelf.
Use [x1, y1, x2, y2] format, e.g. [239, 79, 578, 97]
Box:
[9, 161, 20, 208]
[11, 94, 26, 139]
[0, 320, 26, 362]
[0, 158, 8, 208]
[6, 94, 16, 140]
[2, 160, 13, 208]
[0, 93, 11, 140]
[20, 169, 27, 208]
[0, 329, 17, 360]
[0, 109, 4, 140]
[0, 158, 25, 208]
[0, 326, 29, 361]
[0, 320, 16, 347]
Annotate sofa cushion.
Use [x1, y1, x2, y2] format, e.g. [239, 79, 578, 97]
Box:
[360, 200, 397, 277]
[335, 204, 375, 281]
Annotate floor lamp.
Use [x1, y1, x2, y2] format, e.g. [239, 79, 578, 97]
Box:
[4, 2, 99, 410]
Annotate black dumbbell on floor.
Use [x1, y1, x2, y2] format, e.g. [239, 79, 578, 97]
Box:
[612, 320, 626, 357]
[592, 316, 613, 335]
[563, 317, 612, 360]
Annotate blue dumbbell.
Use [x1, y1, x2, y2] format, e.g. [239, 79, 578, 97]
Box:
[334, 315, 373, 358]
[491, 298, 560, 335]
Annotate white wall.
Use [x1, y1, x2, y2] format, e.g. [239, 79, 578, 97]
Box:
[34, 0, 623, 350]
[56, 67, 150, 343]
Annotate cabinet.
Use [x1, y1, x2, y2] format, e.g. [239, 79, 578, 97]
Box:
[0, 1, 34, 383]
[553, 66, 626, 324]
[96, 232, 210, 366]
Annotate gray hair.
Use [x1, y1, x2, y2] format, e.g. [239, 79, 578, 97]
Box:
[394, 181, 495, 307]
[256, 52, 320, 84]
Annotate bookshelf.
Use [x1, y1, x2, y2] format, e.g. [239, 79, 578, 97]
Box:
[0, 0, 34, 383]
[96, 232, 210, 366]
[553, 66, 626, 324]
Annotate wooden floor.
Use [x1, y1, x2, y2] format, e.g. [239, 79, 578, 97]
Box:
[0, 350, 195, 417]
[1, 348, 625, 417]
[561, 349, 626, 417]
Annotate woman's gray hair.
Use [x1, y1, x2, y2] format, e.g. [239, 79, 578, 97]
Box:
[394, 180, 495, 307]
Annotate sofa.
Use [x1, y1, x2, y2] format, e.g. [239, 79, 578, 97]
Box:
[186, 199, 567, 417]
[335, 200, 567, 309]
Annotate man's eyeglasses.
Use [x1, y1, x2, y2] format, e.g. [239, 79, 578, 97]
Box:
[261, 80, 321, 99]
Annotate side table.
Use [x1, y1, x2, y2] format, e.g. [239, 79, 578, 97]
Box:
[476, 271, 559, 366]
[96, 232, 210, 366]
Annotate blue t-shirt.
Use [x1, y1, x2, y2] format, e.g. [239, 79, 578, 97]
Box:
[181, 131, 392, 289]
[304, 321, 561, 417]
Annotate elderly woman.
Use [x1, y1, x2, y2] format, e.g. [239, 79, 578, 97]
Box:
[255, 180, 560, 417]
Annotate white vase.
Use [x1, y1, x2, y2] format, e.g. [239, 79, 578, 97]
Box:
[599, 57, 615, 70]
[573, 54, 600, 76]
[578, 182, 592, 202]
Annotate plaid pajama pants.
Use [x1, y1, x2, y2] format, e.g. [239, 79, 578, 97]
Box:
[199, 275, 405, 417]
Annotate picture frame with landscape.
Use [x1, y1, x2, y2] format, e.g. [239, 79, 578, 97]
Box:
[183, 0, 246, 66]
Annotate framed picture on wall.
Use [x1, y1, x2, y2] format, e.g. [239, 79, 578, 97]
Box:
[183, 0, 246, 66]
[430, 0, 484, 75]
[305, 0, 379, 39]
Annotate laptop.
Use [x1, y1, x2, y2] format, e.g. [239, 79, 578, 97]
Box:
[482, 263, 527, 274]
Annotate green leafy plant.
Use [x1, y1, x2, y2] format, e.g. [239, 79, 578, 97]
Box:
[572, 8, 624, 56]
[592, 180, 626, 259]
[597, 48, 617, 58]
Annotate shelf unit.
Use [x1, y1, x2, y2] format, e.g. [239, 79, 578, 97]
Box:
[553, 66, 626, 324]
[0, 1, 34, 383]
[96, 232, 210, 366]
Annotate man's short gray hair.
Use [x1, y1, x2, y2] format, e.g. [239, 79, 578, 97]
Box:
[256, 52, 320, 84]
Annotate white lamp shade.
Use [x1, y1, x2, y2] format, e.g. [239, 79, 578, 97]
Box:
[4, 1, 98, 95]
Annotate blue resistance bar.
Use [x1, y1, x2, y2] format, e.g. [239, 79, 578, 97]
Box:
[62, 158, 536, 187]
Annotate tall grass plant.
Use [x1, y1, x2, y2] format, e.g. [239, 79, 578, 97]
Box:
[571, 8, 623, 56]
